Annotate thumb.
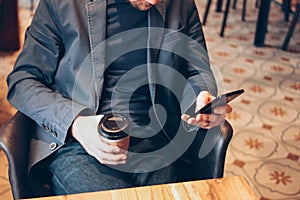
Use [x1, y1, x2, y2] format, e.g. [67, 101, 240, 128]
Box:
[195, 91, 212, 112]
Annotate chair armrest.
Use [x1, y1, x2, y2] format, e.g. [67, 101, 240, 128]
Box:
[0, 111, 35, 199]
[214, 120, 233, 177]
[197, 120, 233, 179]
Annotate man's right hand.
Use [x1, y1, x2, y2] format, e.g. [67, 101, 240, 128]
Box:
[71, 115, 128, 165]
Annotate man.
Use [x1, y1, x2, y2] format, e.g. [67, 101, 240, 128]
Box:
[7, 0, 231, 196]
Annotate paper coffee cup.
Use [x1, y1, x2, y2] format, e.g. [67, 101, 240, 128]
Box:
[98, 114, 130, 151]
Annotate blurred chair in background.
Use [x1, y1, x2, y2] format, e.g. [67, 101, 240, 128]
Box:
[0, 0, 20, 51]
[202, 0, 248, 37]
[281, 0, 300, 50]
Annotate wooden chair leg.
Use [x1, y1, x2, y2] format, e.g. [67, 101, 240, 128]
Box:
[281, 4, 300, 50]
[220, 0, 231, 37]
[282, 0, 291, 21]
[242, 0, 247, 21]
[232, 0, 237, 9]
[216, 0, 223, 12]
[203, 0, 212, 25]
[30, 0, 34, 12]
[232, 0, 247, 21]
[255, 0, 259, 8]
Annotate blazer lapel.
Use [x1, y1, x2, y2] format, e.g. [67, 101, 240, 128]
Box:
[86, 0, 107, 103]
[147, 0, 167, 103]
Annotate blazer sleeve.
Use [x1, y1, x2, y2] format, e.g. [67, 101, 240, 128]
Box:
[180, 0, 218, 117]
[6, 0, 87, 141]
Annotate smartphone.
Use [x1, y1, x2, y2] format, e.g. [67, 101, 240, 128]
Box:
[195, 89, 245, 114]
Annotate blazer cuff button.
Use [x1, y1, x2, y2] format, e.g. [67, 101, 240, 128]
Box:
[49, 142, 58, 150]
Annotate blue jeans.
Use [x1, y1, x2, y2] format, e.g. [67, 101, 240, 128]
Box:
[47, 140, 179, 195]
[47, 126, 219, 195]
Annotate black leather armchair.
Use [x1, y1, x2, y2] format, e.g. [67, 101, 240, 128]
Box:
[0, 112, 35, 199]
[0, 111, 233, 199]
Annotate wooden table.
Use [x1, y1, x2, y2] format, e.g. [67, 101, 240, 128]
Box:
[28, 176, 259, 200]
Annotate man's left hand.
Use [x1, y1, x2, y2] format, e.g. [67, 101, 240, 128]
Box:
[181, 91, 232, 129]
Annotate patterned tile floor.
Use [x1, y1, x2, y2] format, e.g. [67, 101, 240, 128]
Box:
[196, 1, 300, 200]
[0, 0, 300, 199]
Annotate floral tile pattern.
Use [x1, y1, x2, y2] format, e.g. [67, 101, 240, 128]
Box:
[0, 0, 299, 199]
[196, 0, 300, 199]
[244, 159, 300, 199]
[230, 128, 289, 161]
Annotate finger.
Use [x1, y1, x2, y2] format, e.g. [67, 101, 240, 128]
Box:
[214, 104, 232, 114]
[100, 160, 127, 165]
[200, 120, 210, 128]
[208, 115, 226, 128]
[226, 104, 233, 113]
[204, 92, 212, 104]
[196, 114, 218, 122]
[196, 113, 226, 129]
[91, 150, 127, 165]
[181, 114, 190, 121]
[187, 117, 197, 124]
[97, 151, 127, 163]
[81, 139, 127, 163]
[97, 139, 128, 158]
[98, 137, 125, 154]
[200, 121, 218, 129]
[193, 120, 211, 129]
[181, 114, 196, 124]
[196, 91, 211, 111]
[213, 106, 226, 115]
[87, 145, 127, 164]
[206, 120, 225, 129]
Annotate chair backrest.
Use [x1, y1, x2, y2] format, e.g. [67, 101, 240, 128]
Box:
[0, 111, 233, 199]
[0, 112, 35, 199]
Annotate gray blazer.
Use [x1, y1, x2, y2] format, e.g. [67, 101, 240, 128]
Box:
[7, 0, 217, 175]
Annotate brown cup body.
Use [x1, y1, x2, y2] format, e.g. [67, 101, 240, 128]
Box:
[100, 135, 130, 151]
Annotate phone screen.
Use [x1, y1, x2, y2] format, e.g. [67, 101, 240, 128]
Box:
[195, 89, 244, 114]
